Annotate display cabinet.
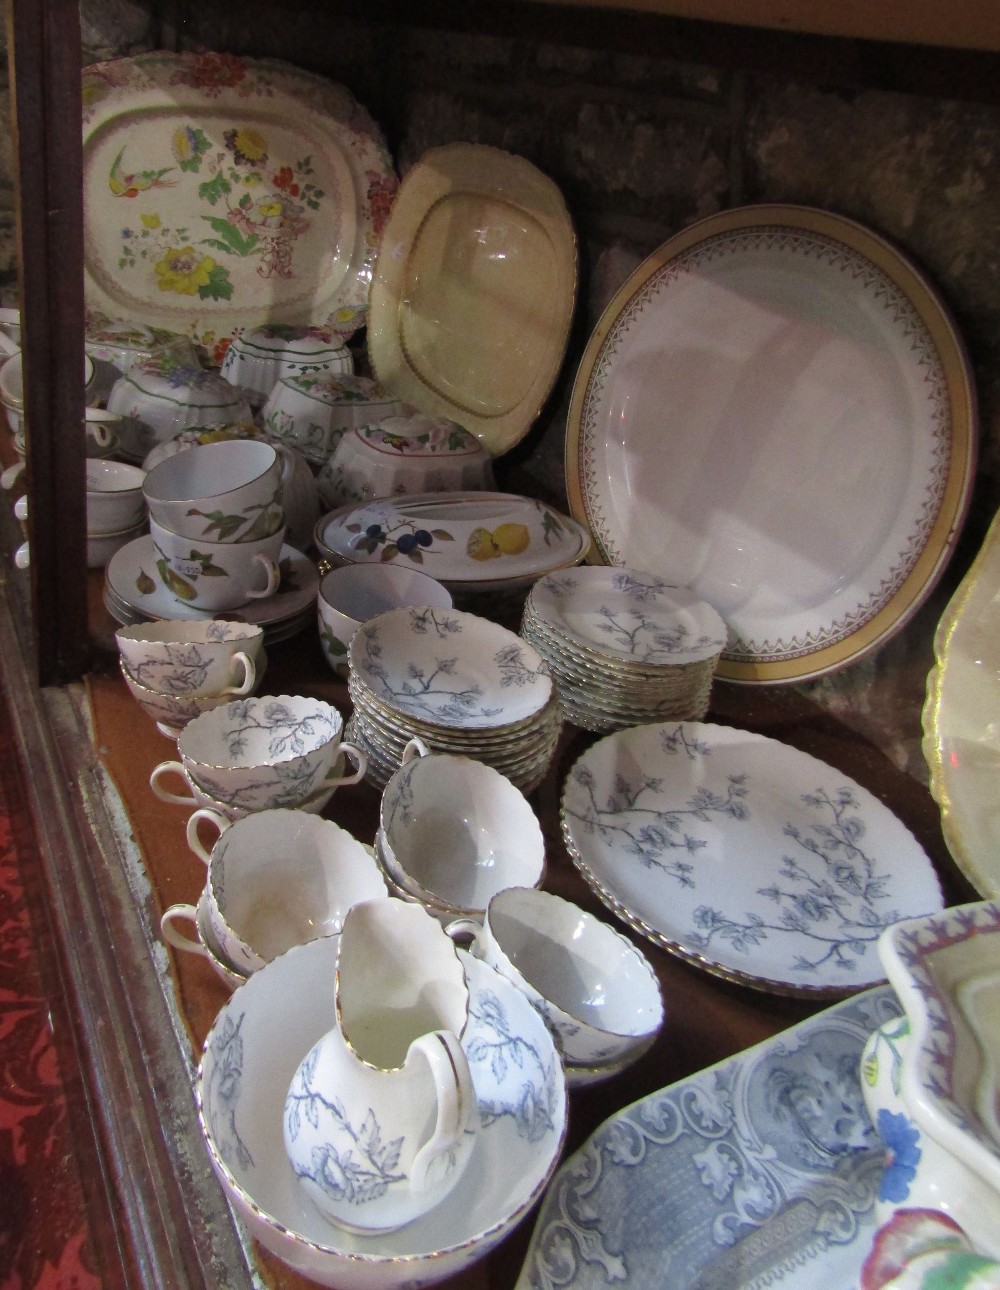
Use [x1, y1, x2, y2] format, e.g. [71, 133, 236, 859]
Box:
[2, 3, 999, 1288]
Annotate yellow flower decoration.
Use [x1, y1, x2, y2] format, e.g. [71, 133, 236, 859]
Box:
[140, 213, 161, 229]
[227, 127, 268, 165]
[255, 199, 283, 219]
[154, 247, 216, 296]
[172, 126, 195, 163]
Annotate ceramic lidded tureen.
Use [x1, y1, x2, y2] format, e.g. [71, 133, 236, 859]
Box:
[314, 490, 591, 594]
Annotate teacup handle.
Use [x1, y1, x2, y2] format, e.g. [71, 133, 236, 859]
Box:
[273, 440, 297, 484]
[186, 807, 230, 866]
[328, 741, 367, 788]
[222, 650, 256, 696]
[150, 759, 197, 806]
[84, 408, 121, 448]
[444, 918, 486, 954]
[408, 1029, 477, 1194]
[244, 554, 281, 601]
[160, 903, 209, 958]
[401, 736, 430, 765]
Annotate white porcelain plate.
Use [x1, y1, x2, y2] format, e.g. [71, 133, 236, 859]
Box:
[197, 935, 566, 1290]
[81, 51, 397, 354]
[922, 507, 1000, 897]
[368, 143, 577, 456]
[566, 205, 976, 684]
[529, 568, 728, 666]
[517, 985, 903, 1290]
[561, 720, 943, 996]
[350, 605, 553, 729]
[105, 535, 318, 627]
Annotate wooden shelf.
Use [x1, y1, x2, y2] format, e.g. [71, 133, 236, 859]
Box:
[518, 0, 1000, 53]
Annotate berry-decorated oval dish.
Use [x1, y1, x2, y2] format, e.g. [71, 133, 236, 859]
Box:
[314, 490, 591, 592]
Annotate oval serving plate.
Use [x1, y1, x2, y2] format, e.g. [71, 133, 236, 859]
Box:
[566, 205, 977, 685]
[367, 143, 577, 457]
[561, 720, 943, 998]
[315, 490, 591, 590]
[922, 507, 1000, 897]
[81, 51, 397, 356]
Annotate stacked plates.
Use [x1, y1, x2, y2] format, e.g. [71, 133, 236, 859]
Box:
[346, 605, 561, 793]
[521, 568, 728, 733]
[103, 535, 319, 646]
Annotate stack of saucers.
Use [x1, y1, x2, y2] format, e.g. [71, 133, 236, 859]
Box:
[346, 605, 561, 794]
[521, 567, 728, 733]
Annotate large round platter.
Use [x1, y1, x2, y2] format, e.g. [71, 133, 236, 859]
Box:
[566, 205, 977, 684]
[560, 720, 943, 997]
[196, 935, 566, 1289]
[349, 606, 553, 730]
[105, 536, 318, 627]
[316, 491, 591, 593]
[367, 143, 577, 456]
[81, 51, 397, 354]
[922, 507, 1000, 896]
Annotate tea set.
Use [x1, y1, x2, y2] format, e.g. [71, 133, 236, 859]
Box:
[157, 699, 665, 1283]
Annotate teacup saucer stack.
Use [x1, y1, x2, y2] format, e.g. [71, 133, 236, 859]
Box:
[520, 567, 728, 732]
[346, 604, 561, 794]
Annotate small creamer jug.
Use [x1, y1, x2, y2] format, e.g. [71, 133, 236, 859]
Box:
[283, 897, 478, 1233]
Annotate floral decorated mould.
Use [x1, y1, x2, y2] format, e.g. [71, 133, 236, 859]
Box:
[876, 902, 1000, 1211]
[81, 51, 398, 359]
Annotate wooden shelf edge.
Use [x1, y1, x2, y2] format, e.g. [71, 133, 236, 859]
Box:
[515, 0, 1000, 53]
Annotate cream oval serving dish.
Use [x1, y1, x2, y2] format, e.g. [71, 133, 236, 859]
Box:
[315, 491, 591, 591]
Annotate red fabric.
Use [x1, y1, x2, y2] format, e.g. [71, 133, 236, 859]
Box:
[0, 692, 101, 1290]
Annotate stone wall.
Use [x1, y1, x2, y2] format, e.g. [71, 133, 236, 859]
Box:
[9, 0, 1000, 778]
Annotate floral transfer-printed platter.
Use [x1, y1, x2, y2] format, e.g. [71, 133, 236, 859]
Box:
[565, 205, 976, 684]
[560, 721, 943, 996]
[81, 51, 397, 358]
[517, 985, 903, 1290]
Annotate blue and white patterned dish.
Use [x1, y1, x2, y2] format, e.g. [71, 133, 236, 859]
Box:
[517, 985, 902, 1290]
[529, 569, 728, 668]
[350, 605, 553, 730]
[522, 570, 725, 733]
[878, 901, 1000, 1197]
[196, 934, 567, 1289]
[561, 721, 943, 996]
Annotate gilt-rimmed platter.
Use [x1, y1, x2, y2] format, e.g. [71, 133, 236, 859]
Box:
[81, 51, 397, 357]
[560, 720, 943, 997]
[922, 507, 1000, 896]
[517, 985, 902, 1290]
[367, 143, 577, 456]
[566, 205, 976, 684]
